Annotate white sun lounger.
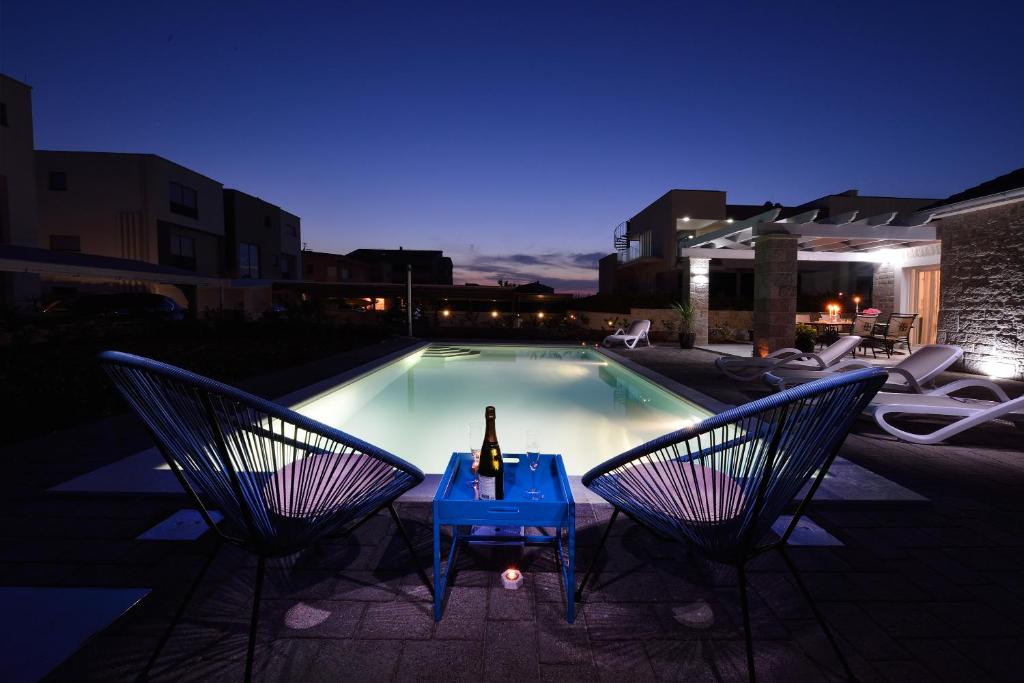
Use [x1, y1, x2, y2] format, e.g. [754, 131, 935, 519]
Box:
[603, 320, 652, 349]
[866, 378, 1024, 444]
[715, 335, 861, 383]
[763, 344, 963, 391]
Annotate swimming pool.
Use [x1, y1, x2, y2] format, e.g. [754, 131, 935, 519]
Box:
[293, 344, 712, 475]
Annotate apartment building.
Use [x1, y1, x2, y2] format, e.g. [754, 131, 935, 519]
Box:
[0, 74, 41, 307]
[346, 248, 453, 285]
[223, 189, 302, 280]
[302, 250, 371, 283]
[35, 152, 226, 277]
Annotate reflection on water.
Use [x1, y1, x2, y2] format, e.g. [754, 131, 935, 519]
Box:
[296, 345, 709, 474]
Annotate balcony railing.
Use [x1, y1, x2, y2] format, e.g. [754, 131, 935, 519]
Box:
[614, 221, 656, 264]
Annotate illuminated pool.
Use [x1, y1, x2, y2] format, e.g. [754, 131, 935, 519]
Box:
[293, 344, 711, 475]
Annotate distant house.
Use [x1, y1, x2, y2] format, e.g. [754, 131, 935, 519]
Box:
[515, 281, 554, 294]
[346, 248, 453, 285]
[302, 250, 371, 283]
[223, 189, 302, 280]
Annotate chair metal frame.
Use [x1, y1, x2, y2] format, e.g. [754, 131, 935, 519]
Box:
[99, 351, 430, 681]
[867, 312, 918, 358]
[576, 368, 887, 682]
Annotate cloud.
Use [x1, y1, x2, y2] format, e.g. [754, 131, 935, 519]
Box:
[453, 250, 611, 293]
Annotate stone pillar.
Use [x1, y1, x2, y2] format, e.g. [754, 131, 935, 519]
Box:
[680, 257, 709, 345]
[753, 233, 799, 357]
[871, 262, 895, 314]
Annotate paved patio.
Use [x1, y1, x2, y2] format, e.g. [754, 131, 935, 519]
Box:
[2, 341, 1022, 681]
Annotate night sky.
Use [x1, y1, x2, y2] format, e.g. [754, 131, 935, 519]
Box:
[3, 1, 1022, 291]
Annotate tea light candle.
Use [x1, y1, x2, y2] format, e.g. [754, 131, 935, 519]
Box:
[501, 568, 523, 590]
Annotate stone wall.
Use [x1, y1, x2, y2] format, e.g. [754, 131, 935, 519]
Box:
[936, 202, 1024, 380]
[871, 262, 895, 314]
[752, 233, 799, 356]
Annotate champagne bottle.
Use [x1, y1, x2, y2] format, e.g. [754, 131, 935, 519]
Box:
[477, 406, 504, 500]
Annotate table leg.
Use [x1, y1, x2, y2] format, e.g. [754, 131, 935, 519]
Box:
[433, 520, 442, 621]
[567, 519, 576, 624]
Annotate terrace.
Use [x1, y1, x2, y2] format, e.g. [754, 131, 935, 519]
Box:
[2, 338, 1021, 682]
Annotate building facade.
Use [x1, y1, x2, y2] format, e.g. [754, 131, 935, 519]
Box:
[346, 248, 453, 285]
[223, 189, 302, 280]
[301, 250, 371, 283]
[36, 152, 226, 277]
[604, 188, 937, 301]
[0, 74, 41, 307]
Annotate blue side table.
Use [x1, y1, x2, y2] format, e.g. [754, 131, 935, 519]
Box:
[433, 452, 576, 623]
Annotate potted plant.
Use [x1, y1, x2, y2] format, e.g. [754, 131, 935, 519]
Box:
[794, 323, 817, 353]
[671, 301, 697, 349]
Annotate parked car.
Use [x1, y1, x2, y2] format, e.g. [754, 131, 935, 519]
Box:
[42, 293, 186, 322]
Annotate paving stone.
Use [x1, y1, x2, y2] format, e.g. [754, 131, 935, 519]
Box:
[483, 621, 540, 681]
[486, 574, 536, 621]
[396, 640, 484, 682]
[539, 662, 599, 682]
[261, 599, 364, 639]
[433, 586, 487, 640]
[355, 600, 434, 640]
[259, 638, 403, 682]
[590, 640, 656, 681]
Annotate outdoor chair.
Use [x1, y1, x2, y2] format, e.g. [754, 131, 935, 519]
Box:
[715, 335, 861, 384]
[99, 351, 429, 681]
[865, 312, 917, 358]
[762, 344, 962, 392]
[867, 378, 1024, 444]
[602, 319, 652, 349]
[576, 368, 887, 682]
[839, 314, 879, 354]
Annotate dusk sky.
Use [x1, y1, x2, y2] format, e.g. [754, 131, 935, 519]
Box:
[3, 1, 1023, 291]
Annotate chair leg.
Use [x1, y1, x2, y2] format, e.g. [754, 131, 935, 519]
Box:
[389, 503, 434, 596]
[779, 547, 855, 681]
[574, 507, 619, 602]
[244, 556, 266, 683]
[737, 564, 757, 682]
[139, 540, 220, 681]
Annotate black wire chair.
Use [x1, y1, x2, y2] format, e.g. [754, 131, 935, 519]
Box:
[576, 367, 887, 682]
[99, 351, 429, 681]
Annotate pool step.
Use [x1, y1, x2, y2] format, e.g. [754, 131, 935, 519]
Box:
[423, 346, 481, 359]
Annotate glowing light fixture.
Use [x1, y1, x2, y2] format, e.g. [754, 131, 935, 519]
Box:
[538, 312, 545, 319]
[491, 310, 499, 318]
[442, 309, 451, 317]
[501, 568, 523, 590]
[980, 359, 1015, 380]
[682, 216, 690, 222]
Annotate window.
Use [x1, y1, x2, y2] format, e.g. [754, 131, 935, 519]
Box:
[0, 102, 8, 126]
[49, 235, 80, 252]
[264, 215, 271, 228]
[169, 234, 196, 270]
[286, 223, 298, 237]
[49, 172, 68, 191]
[279, 254, 296, 280]
[239, 243, 260, 278]
[169, 181, 198, 218]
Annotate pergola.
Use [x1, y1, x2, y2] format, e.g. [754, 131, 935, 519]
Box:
[671, 192, 1015, 356]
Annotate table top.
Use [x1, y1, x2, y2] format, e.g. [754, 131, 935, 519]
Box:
[433, 452, 573, 525]
[435, 452, 571, 503]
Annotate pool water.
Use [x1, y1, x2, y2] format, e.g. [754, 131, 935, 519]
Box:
[294, 344, 710, 475]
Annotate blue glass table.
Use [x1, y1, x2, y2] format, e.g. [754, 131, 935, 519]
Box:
[433, 452, 576, 622]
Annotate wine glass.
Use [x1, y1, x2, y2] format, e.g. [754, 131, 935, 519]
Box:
[524, 431, 543, 500]
[467, 423, 481, 489]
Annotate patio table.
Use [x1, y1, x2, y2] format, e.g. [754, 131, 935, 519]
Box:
[432, 452, 576, 622]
